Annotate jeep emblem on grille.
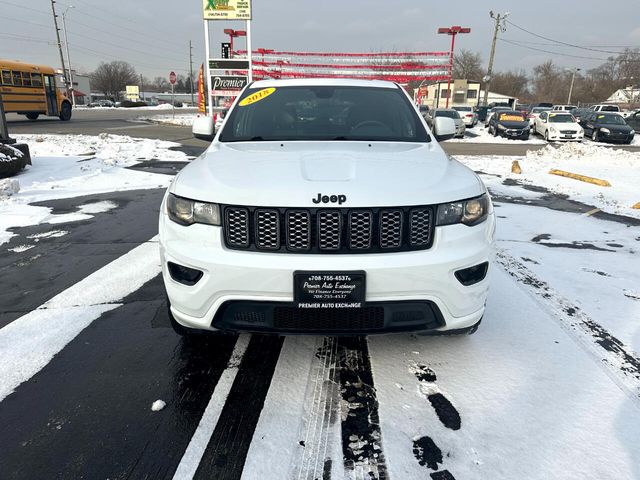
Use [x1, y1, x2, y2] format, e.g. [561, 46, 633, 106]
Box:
[313, 193, 347, 205]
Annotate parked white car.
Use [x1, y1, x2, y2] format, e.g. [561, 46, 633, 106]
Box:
[164, 78, 495, 337]
[534, 111, 584, 141]
[451, 105, 478, 127]
[527, 106, 552, 127]
[426, 108, 466, 138]
[590, 104, 620, 112]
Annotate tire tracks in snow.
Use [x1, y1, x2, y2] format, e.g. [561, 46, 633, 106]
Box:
[293, 337, 389, 480]
[496, 249, 640, 402]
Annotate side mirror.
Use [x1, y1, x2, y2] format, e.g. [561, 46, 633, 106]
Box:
[433, 117, 456, 141]
[192, 116, 215, 142]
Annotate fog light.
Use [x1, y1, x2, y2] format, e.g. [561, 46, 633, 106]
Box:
[455, 262, 489, 286]
[168, 262, 203, 286]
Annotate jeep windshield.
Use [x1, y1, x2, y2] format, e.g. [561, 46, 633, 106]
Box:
[219, 85, 430, 143]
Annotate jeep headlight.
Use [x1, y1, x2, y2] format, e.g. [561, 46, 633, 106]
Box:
[497, 124, 506, 130]
[436, 194, 490, 227]
[600, 128, 610, 134]
[167, 193, 221, 226]
[550, 126, 557, 133]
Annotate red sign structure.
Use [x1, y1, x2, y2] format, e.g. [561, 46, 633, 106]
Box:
[169, 71, 177, 85]
[236, 50, 452, 84]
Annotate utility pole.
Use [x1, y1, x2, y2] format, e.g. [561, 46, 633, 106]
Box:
[61, 5, 75, 107]
[483, 11, 509, 106]
[567, 67, 581, 104]
[50, 0, 70, 97]
[140, 74, 145, 101]
[189, 40, 195, 106]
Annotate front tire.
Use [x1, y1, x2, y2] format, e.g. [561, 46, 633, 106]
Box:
[26, 113, 39, 121]
[544, 131, 550, 142]
[592, 130, 599, 142]
[59, 102, 72, 121]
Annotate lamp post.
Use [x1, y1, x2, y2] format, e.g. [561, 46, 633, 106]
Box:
[61, 5, 75, 107]
[566, 67, 581, 104]
[223, 28, 246, 58]
[437, 25, 471, 108]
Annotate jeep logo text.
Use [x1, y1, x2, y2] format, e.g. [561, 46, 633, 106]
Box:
[312, 193, 347, 205]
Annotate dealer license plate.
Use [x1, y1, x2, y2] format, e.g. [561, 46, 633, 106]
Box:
[294, 271, 365, 309]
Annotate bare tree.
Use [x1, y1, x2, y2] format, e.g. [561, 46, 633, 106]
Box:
[452, 49, 483, 80]
[490, 70, 531, 101]
[90, 61, 137, 100]
[152, 76, 169, 92]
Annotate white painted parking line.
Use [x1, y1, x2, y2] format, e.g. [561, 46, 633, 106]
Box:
[0, 238, 161, 402]
[172, 334, 251, 480]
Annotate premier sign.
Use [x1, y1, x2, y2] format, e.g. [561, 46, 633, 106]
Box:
[211, 75, 248, 96]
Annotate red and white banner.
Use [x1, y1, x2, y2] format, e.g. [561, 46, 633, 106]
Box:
[237, 49, 451, 84]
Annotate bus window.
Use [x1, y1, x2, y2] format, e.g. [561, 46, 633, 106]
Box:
[31, 73, 43, 87]
[21, 72, 32, 87]
[12, 71, 22, 86]
[1, 70, 11, 85]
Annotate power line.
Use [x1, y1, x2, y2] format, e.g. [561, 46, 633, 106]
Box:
[0, 0, 52, 16]
[506, 20, 635, 55]
[505, 38, 636, 49]
[2, 15, 53, 29]
[500, 39, 609, 61]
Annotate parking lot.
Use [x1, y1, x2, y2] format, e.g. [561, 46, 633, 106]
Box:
[1, 109, 639, 480]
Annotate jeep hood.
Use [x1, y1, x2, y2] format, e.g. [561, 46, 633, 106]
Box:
[171, 141, 485, 208]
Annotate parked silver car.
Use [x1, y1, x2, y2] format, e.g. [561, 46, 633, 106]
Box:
[426, 108, 466, 138]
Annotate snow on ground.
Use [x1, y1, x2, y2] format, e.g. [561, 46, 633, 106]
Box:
[455, 142, 640, 219]
[448, 125, 546, 144]
[0, 134, 187, 245]
[138, 112, 199, 127]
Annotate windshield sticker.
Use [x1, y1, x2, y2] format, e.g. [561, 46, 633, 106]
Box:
[239, 88, 276, 106]
[549, 113, 557, 117]
[598, 115, 605, 119]
[500, 114, 524, 122]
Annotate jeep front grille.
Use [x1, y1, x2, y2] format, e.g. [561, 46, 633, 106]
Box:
[222, 205, 434, 254]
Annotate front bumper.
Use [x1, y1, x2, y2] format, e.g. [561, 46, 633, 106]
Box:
[547, 131, 584, 141]
[159, 209, 496, 335]
[599, 132, 634, 143]
[499, 128, 529, 139]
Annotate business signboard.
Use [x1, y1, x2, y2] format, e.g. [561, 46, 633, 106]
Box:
[203, 0, 251, 20]
[211, 75, 248, 96]
[208, 58, 250, 70]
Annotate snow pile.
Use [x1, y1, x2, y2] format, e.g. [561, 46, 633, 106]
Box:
[456, 142, 640, 218]
[14, 133, 187, 167]
[0, 144, 24, 162]
[151, 400, 166, 411]
[138, 113, 198, 127]
[0, 179, 20, 196]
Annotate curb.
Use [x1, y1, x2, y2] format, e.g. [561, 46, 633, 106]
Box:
[548, 169, 611, 187]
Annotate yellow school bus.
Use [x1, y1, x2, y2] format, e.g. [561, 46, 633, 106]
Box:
[0, 59, 72, 121]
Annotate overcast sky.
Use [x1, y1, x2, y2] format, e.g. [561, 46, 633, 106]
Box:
[1, 0, 639, 81]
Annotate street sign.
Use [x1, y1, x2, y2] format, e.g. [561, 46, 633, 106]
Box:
[203, 0, 252, 20]
[209, 58, 249, 70]
[169, 71, 177, 85]
[221, 43, 231, 59]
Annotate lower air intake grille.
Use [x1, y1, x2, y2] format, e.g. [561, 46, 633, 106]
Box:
[273, 307, 385, 331]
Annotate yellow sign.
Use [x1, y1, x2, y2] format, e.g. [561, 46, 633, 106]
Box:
[125, 85, 139, 101]
[499, 114, 524, 122]
[239, 88, 275, 106]
[203, 0, 251, 20]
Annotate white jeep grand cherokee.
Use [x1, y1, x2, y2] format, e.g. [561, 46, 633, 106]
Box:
[159, 79, 495, 336]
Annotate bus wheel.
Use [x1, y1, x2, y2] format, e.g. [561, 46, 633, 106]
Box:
[59, 102, 72, 121]
[26, 113, 39, 121]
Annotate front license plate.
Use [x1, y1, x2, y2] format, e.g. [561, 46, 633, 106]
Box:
[294, 271, 365, 309]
